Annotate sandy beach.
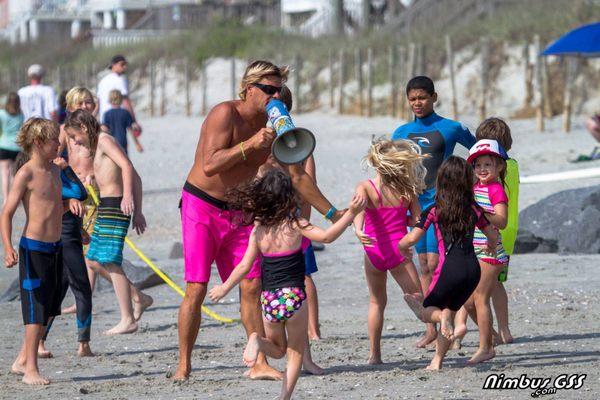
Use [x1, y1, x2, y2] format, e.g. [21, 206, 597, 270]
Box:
[0, 112, 599, 399]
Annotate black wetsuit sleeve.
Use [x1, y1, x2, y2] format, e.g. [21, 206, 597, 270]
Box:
[415, 206, 435, 230]
[61, 167, 88, 201]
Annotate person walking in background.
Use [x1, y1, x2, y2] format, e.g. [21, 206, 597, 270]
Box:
[102, 90, 143, 154]
[18, 65, 58, 122]
[0, 93, 24, 206]
[97, 55, 142, 136]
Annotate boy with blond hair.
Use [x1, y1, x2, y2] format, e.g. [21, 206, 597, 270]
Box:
[102, 89, 143, 155]
[1, 118, 62, 385]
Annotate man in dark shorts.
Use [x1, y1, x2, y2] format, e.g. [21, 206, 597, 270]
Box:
[173, 60, 344, 381]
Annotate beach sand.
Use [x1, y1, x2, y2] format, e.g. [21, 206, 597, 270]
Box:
[0, 113, 598, 399]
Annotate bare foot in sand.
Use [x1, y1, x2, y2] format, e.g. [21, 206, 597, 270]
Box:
[62, 304, 77, 314]
[133, 293, 154, 321]
[467, 348, 496, 365]
[103, 320, 138, 336]
[404, 294, 425, 321]
[303, 359, 325, 375]
[308, 333, 321, 341]
[451, 323, 467, 349]
[22, 370, 50, 385]
[246, 364, 283, 381]
[499, 329, 514, 344]
[451, 338, 462, 350]
[243, 332, 260, 368]
[426, 356, 443, 371]
[38, 342, 53, 359]
[367, 354, 383, 365]
[11, 358, 26, 375]
[440, 309, 454, 340]
[78, 342, 94, 357]
[170, 366, 190, 382]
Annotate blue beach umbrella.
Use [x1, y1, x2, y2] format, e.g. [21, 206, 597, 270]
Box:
[542, 22, 600, 57]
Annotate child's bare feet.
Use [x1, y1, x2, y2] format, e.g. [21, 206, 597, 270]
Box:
[302, 359, 325, 375]
[22, 370, 50, 385]
[133, 293, 153, 321]
[499, 329, 514, 344]
[367, 354, 383, 365]
[37, 342, 53, 359]
[403, 294, 424, 321]
[440, 309, 454, 340]
[170, 365, 190, 382]
[103, 320, 138, 336]
[78, 342, 94, 357]
[62, 303, 77, 314]
[450, 338, 462, 350]
[467, 348, 496, 365]
[243, 332, 260, 368]
[425, 356, 443, 371]
[245, 363, 283, 381]
[11, 358, 26, 375]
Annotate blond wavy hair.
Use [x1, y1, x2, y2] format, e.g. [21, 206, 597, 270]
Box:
[66, 86, 95, 111]
[239, 60, 289, 101]
[364, 138, 428, 199]
[16, 118, 60, 155]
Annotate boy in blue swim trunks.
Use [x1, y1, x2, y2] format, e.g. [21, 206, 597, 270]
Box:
[392, 76, 476, 347]
[2, 118, 63, 385]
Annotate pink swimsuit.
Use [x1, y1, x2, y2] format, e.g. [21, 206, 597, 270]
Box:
[362, 180, 409, 271]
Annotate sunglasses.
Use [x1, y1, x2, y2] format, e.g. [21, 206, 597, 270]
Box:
[252, 83, 282, 95]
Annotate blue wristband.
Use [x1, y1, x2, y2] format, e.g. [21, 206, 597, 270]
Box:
[324, 207, 337, 220]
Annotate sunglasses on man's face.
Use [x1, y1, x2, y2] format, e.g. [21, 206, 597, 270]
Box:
[252, 83, 282, 95]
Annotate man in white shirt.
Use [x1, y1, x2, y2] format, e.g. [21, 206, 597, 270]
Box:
[18, 64, 58, 121]
[97, 55, 142, 134]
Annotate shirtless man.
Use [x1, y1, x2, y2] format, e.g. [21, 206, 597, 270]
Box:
[173, 60, 344, 381]
[64, 109, 151, 335]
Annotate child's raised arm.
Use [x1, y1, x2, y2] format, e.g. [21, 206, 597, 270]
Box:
[208, 227, 260, 302]
[98, 134, 135, 216]
[1, 168, 31, 267]
[407, 193, 421, 227]
[353, 183, 374, 246]
[297, 194, 366, 243]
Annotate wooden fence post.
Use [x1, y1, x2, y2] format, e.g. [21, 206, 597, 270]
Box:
[367, 47, 373, 117]
[406, 43, 416, 117]
[230, 58, 236, 100]
[338, 49, 345, 114]
[398, 45, 406, 119]
[478, 37, 490, 122]
[149, 61, 156, 117]
[184, 58, 191, 117]
[562, 57, 578, 133]
[201, 61, 208, 116]
[329, 49, 335, 109]
[294, 54, 301, 113]
[534, 34, 545, 132]
[388, 45, 397, 117]
[523, 40, 533, 106]
[160, 60, 166, 117]
[355, 48, 363, 115]
[445, 34, 458, 120]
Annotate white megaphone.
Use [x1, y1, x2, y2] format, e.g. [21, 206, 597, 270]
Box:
[266, 99, 316, 165]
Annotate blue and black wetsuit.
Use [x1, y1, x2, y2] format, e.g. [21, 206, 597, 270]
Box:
[43, 167, 93, 343]
[392, 112, 476, 254]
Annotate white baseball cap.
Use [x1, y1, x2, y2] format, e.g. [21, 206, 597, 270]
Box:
[467, 139, 508, 164]
[27, 64, 45, 78]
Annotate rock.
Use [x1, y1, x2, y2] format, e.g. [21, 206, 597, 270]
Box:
[515, 185, 600, 254]
[169, 242, 184, 259]
[1, 259, 165, 302]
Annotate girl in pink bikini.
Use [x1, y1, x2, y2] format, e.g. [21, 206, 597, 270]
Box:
[353, 139, 428, 364]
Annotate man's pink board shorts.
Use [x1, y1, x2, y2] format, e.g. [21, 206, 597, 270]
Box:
[181, 182, 260, 283]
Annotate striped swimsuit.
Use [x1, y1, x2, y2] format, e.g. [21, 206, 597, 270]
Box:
[86, 197, 130, 266]
[473, 182, 509, 265]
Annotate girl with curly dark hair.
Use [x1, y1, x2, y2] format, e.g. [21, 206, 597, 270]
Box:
[208, 169, 365, 400]
[398, 156, 498, 371]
